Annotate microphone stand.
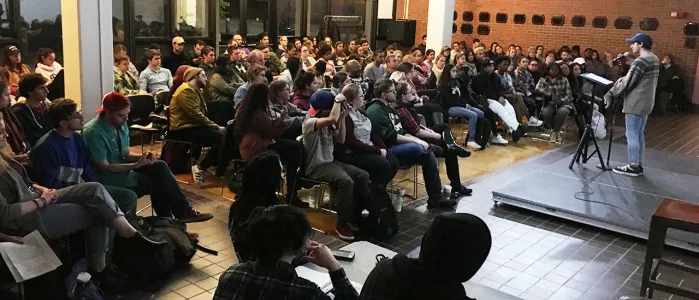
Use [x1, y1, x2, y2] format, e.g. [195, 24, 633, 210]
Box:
[596, 60, 625, 171]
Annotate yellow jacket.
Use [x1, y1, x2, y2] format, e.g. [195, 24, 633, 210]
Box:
[169, 82, 218, 131]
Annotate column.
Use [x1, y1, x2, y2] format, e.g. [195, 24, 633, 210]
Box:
[61, 0, 114, 121]
[425, 0, 454, 53]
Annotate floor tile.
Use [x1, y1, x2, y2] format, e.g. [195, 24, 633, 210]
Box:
[175, 284, 205, 298]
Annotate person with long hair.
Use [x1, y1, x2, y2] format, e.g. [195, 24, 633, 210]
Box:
[536, 45, 546, 61]
[335, 84, 399, 187]
[34, 48, 63, 84]
[437, 64, 485, 150]
[234, 83, 307, 207]
[269, 80, 305, 139]
[440, 46, 452, 65]
[0, 112, 164, 292]
[392, 62, 443, 127]
[227, 151, 284, 261]
[486, 42, 499, 59]
[280, 56, 301, 88]
[216, 205, 358, 299]
[113, 56, 146, 95]
[209, 55, 242, 102]
[335, 41, 348, 68]
[0, 81, 28, 163]
[0, 46, 31, 95]
[428, 55, 447, 89]
[112, 44, 138, 77]
[462, 51, 478, 77]
[292, 69, 319, 111]
[300, 45, 317, 71]
[585, 49, 607, 78]
[535, 63, 574, 143]
[168, 65, 191, 105]
[423, 49, 436, 75]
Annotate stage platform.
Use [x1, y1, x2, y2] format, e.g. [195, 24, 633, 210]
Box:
[492, 141, 699, 252]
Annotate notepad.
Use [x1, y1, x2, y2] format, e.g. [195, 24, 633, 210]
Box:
[295, 265, 363, 296]
[0, 230, 62, 283]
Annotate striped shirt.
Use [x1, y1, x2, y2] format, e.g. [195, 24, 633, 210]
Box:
[607, 51, 659, 115]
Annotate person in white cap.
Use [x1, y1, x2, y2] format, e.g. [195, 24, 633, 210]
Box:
[604, 33, 659, 177]
[163, 36, 190, 75]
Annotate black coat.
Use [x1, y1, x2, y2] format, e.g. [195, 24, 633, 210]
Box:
[11, 103, 48, 148]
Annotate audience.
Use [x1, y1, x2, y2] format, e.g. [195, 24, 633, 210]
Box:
[34, 48, 63, 84]
[113, 56, 145, 95]
[268, 80, 305, 139]
[188, 39, 206, 66]
[168, 67, 225, 184]
[300, 46, 317, 71]
[139, 49, 173, 94]
[113, 44, 139, 77]
[363, 50, 386, 82]
[437, 64, 485, 150]
[279, 56, 301, 88]
[535, 63, 574, 143]
[428, 55, 446, 89]
[359, 213, 491, 300]
[472, 59, 524, 143]
[302, 90, 371, 240]
[199, 46, 217, 75]
[494, 57, 542, 128]
[234, 82, 306, 207]
[330, 71, 350, 96]
[292, 69, 319, 111]
[228, 45, 247, 83]
[366, 79, 456, 209]
[0, 46, 31, 94]
[0, 81, 28, 163]
[216, 205, 358, 300]
[208, 55, 241, 102]
[234, 65, 267, 108]
[163, 36, 190, 75]
[83, 92, 213, 223]
[12, 74, 50, 147]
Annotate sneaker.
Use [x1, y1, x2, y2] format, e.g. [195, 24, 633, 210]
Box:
[528, 116, 544, 127]
[335, 222, 355, 241]
[491, 134, 508, 145]
[290, 196, 310, 208]
[427, 195, 457, 210]
[191, 165, 205, 186]
[613, 164, 643, 177]
[512, 126, 525, 142]
[466, 141, 482, 150]
[181, 208, 214, 223]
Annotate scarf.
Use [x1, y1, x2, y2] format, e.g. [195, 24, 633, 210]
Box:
[432, 65, 444, 87]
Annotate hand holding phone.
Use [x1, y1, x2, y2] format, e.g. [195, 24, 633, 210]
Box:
[331, 250, 355, 262]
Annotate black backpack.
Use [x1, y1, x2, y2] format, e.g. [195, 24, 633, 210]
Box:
[361, 183, 399, 241]
[112, 215, 202, 287]
[160, 140, 193, 174]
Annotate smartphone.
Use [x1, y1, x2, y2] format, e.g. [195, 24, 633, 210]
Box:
[331, 250, 355, 261]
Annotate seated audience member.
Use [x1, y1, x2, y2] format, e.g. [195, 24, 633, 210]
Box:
[486, 42, 498, 60]
[269, 80, 305, 139]
[440, 47, 452, 65]
[557, 49, 573, 65]
[393, 82, 473, 196]
[279, 56, 301, 88]
[528, 58, 543, 84]
[12, 74, 50, 147]
[656, 54, 685, 112]
[535, 63, 574, 143]
[473, 47, 488, 72]
[188, 40, 206, 66]
[216, 205, 358, 300]
[472, 59, 525, 143]
[427, 55, 446, 89]
[527, 46, 539, 63]
[281, 42, 298, 65]
[230, 35, 251, 58]
[234, 65, 267, 108]
[312, 60, 329, 89]
[366, 79, 456, 209]
[0, 113, 164, 292]
[228, 45, 247, 83]
[536, 45, 546, 62]
[135, 43, 161, 74]
[462, 51, 478, 77]
[0, 46, 30, 95]
[363, 50, 386, 82]
[359, 213, 491, 300]
[346, 60, 374, 99]
[494, 56, 542, 128]
[423, 49, 436, 75]
[391, 62, 443, 127]
[162, 36, 190, 75]
[383, 54, 400, 78]
[198, 46, 217, 75]
[585, 50, 607, 78]
[113, 44, 139, 77]
[514, 56, 539, 117]
[256, 44, 283, 77]
[292, 69, 319, 111]
[234, 83, 306, 207]
[335, 41, 349, 68]
[302, 90, 371, 240]
[34, 48, 64, 84]
[0, 81, 29, 163]
[330, 71, 351, 96]
[113, 56, 146, 95]
[227, 151, 284, 261]
[437, 64, 485, 150]
[335, 84, 399, 187]
[209, 55, 242, 102]
[300, 46, 317, 71]
[277, 36, 288, 58]
[83, 92, 214, 223]
[316, 45, 336, 75]
[169, 68, 225, 184]
[571, 45, 581, 58]
[139, 49, 173, 94]
[30, 98, 138, 213]
[168, 65, 192, 104]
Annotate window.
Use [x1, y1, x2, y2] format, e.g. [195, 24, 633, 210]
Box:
[460, 24, 473, 34]
[478, 12, 490, 22]
[247, 0, 268, 42]
[551, 15, 565, 26]
[113, 0, 125, 43]
[496, 13, 507, 23]
[19, 0, 63, 62]
[133, 0, 168, 37]
[532, 14, 545, 25]
[572, 15, 585, 27]
[462, 11, 473, 22]
[477, 24, 489, 35]
[592, 16, 607, 28]
[684, 23, 699, 36]
[614, 16, 632, 29]
[640, 18, 658, 31]
[175, 0, 208, 37]
[277, 0, 298, 36]
[513, 14, 526, 24]
[329, 0, 369, 42]
[220, 0, 241, 35]
[307, 0, 326, 39]
[0, 0, 13, 39]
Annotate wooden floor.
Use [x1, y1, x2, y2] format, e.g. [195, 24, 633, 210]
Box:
[640, 113, 699, 156]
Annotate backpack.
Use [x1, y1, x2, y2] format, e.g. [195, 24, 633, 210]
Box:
[160, 139, 193, 174]
[111, 215, 198, 288]
[65, 260, 103, 300]
[361, 183, 399, 241]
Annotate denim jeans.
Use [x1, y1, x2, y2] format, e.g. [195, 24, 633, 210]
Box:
[388, 142, 442, 198]
[130, 161, 193, 219]
[448, 106, 484, 142]
[625, 113, 648, 166]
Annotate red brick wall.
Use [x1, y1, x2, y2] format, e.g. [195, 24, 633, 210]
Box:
[395, 0, 699, 102]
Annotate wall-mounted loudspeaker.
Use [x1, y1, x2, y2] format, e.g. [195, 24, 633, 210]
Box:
[479, 12, 490, 22]
[513, 14, 526, 24]
[592, 16, 607, 28]
[460, 24, 473, 34]
[572, 16, 585, 27]
[615, 17, 632, 29]
[532, 14, 545, 25]
[496, 13, 507, 23]
[477, 24, 490, 35]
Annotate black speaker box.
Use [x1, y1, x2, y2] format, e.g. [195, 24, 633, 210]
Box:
[385, 20, 416, 46]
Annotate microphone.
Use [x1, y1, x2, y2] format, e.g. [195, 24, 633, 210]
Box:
[612, 52, 630, 63]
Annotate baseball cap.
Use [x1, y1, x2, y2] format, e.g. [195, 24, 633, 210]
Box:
[172, 36, 185, 45]
[481, 59, 494, 68]
[308, 90, 335, 117]
[96, 92, 130, 113]
[573, 57, 587, 65]
[626, 33, 652, 48]
[2, 45, 20, 56]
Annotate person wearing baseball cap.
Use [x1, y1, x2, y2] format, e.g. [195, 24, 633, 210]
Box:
[169, 67, 225, 186]
[83, 91, 214, 224]
[301, 90, 370, 241]
[604, 32, 659, 177]
[162, 36, 190, 75]
[0, 45, 31, 94]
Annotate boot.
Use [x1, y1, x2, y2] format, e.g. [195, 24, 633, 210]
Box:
[442, 130, 471, 158]
[477, 118, 491, 149]
[427, 195, 457, 210]
[432, 112, 445, 126]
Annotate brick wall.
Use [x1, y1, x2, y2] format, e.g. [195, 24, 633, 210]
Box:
[395, 0, 699, 102]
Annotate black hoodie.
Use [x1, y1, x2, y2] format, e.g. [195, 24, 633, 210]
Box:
[11, 102, 48, 148]
[359, 213, 491, 300]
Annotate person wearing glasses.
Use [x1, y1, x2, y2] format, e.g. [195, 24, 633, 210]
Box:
[29, 99, 138, 213]
[11, 74, 50, 148]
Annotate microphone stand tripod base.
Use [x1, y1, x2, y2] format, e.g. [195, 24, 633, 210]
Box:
[596, 163, 611, 171]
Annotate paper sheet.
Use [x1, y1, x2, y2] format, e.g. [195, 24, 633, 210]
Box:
[295, 265, 332, 292]
[581, 73, 614, 86]
[0, 230, 62, 283]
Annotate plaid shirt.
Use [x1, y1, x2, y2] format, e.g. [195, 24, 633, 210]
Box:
[535, 76, 574, 108]
[214, 260, 358, 300]
[393, 107, 421, 135]
[514, 69, 535, 96]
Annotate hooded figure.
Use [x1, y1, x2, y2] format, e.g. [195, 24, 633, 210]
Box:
[359, 213, 491, 300]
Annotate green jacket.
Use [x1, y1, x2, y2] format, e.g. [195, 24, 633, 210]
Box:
[208, 73, 242, 101]
[169, 82, 218, 131]
[365, 98, 405, 147]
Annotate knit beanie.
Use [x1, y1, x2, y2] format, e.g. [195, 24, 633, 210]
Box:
[184, 67, 203, 82]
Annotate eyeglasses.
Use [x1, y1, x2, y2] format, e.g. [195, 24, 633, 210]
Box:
[386, 89, 396, 94]
[67, 110, 83, 120]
